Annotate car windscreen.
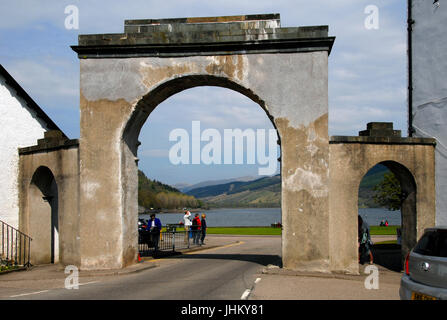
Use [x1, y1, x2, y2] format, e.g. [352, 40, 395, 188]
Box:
[413, 229, 447, 258]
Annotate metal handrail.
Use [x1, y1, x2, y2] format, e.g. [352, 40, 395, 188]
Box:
[138, 229, 203, 256]
[0, 219, 32, 268]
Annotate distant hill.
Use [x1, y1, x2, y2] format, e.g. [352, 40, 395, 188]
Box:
[358, 164, 390, 208]
[178, 175, 258, 193]
[138, 170, 203, 210]
[185, 164, 390, 209]
[172, 182, 191, 191]
[187, 175, 281, 208]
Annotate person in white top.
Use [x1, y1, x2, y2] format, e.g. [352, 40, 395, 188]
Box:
[183, 210, 192, 244]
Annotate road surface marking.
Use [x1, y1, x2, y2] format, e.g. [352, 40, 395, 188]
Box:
[184, 241, 245, 255]
[9, 281, 99, 298]
[10, 290, 49, 298]
[142, 241, 245, 262]
[78, 281, 99, 286]
[241, 289, 251, 300]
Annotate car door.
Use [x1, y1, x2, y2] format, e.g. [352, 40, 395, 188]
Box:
[409, 229, 447, 289]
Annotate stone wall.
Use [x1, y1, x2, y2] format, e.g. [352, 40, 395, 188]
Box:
[18, 131, 80, 266]
[329, 123, 436, 274]
[74, 14, 334, 271]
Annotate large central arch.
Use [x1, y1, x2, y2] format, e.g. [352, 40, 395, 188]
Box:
[73, 14, 334, 271]
[122, 76, 280, 264]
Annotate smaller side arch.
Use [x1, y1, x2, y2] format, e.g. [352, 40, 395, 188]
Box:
[28, 166, 59, 264]
[355, 161, 417, 269]
[379, 161, 417, 261]
[329, 140, 435, 274]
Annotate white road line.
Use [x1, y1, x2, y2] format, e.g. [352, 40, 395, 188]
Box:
[78, 281, 99, 286]
[10, 290, 49, 298]
[241, 277, 261, 300]
[10, 281, 100, 298]
[241, 289, 251, 300]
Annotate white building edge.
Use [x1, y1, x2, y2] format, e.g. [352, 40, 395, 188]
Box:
[410, 1, 447, 226]
[0, 64, 63, 229]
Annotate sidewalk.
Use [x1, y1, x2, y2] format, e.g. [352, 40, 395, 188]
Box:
[250, 264, 402, 300]
[0, 234, 238, 296]
[249, 235, 401, 300]
[1, 235, 403, 300]
[250, 235, 401, 300]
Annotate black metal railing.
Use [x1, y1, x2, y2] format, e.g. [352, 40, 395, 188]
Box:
[1, 219, 32, 268]
[138, 225, 203, 256]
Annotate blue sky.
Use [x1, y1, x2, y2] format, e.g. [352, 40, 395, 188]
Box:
[0, 0, 408, 185]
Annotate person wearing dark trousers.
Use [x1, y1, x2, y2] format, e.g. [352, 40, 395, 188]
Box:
[200, 214, 207, 245]
[148, 213, 162, 252]
[358, 215, 373, 264]
[191, 213, 201, 245]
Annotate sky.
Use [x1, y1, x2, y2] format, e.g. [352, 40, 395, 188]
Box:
[0, 0, 408, 186]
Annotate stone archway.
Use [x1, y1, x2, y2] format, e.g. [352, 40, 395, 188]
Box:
[329, 123, 436, 274]
[357, 161, 417, 270]
[28, 166, 59, 264]
[379, 160, 417, 260]
[120, 75, 280, 268]
[73, 14, 334, 271]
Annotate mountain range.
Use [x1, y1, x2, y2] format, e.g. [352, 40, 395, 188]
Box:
[183, 164, 390, 208]
[174, 176, 258, 193]
[186, 174, 281, 208]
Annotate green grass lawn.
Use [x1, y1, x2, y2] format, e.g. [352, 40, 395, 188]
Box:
[207, 227, 282, 235]
[159, 225, 398, 236]
[161, 226, 282, 235]
[374, 240, 398, 245]
[370, 225, 398, 236]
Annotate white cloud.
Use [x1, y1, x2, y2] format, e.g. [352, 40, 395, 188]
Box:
[5, 58, 78, 109]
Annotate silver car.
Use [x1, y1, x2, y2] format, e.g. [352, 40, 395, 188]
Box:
[400, 226, 447, 300]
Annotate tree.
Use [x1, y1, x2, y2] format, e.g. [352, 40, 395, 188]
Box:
[373, 172, 402, 211]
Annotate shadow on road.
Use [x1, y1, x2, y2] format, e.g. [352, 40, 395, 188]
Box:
[170, 253, 283, 267]
[370, 244, 403, 272]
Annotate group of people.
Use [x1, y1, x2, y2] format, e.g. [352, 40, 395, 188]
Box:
[183, 210, 207, 245]
[379, 219, 389, 227]
[143, 210, 208, 251]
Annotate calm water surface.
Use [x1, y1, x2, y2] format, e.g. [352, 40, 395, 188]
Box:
[141, 207, 401, 227]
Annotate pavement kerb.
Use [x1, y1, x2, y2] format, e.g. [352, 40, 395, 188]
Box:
[77, 244, 223, 277]
[0, 239, 237, 280]
[261, 264, 403, 284]
[76, 262, 158, 277]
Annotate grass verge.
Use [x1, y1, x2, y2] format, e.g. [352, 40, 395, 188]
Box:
[207, 227, 282, 236]
[161, 226, 281, 235]
[0, 265, 20, 273]
[370, 225, 398, 236]
[158, 225, 398, 236]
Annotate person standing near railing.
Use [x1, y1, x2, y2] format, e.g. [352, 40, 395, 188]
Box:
[148, 214, 162, 252]
[200, 214, 207, 245]
[192, 213, 201, 245]
[183, 210, 192, 244]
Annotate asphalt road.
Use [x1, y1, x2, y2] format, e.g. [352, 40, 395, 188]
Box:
[3, 235, 281, 300]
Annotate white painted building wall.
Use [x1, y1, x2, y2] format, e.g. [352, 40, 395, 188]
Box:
[411, 1, 447, 226]
[0, 74, 48, 229]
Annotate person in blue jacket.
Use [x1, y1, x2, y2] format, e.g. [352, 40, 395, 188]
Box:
[147, 214, 162, 252]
